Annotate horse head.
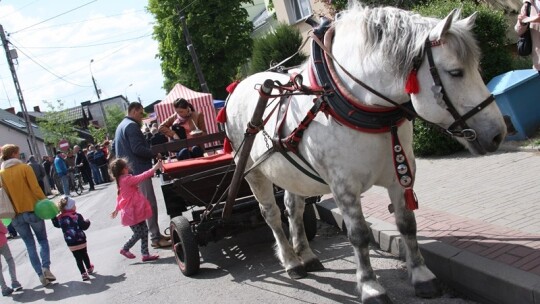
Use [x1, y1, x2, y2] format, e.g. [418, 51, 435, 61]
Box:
[411, 9, 507, 155]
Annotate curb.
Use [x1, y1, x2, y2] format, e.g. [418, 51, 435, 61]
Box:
[315, 196, 540, 304]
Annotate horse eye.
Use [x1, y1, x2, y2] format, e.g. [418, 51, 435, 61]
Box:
[447, 69, 464, 77]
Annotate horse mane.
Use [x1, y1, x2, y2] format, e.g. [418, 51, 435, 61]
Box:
[333, 4, 481, 81]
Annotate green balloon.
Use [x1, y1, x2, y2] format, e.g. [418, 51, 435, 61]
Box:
[1, 218, 11, 226]
[34, 199, 59, 220]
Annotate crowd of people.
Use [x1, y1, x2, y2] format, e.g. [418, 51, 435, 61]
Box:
[0, 98, 210, 296]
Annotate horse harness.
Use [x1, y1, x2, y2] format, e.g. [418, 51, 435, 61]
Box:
[245, 17, 495, 211]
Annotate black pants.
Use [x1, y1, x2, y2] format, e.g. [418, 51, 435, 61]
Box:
[81, 167, 95, 189]
[71, 247, 91, 274]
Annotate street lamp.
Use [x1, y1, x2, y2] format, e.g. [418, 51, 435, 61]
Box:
[89, 59, 108, 135]
[124, 83, 133, 101]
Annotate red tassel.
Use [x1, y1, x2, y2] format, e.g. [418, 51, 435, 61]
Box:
[404, 188, 418, 211]
[223, 137, 233, 154]
[216, 107, 227, 123]
[226, 80, 240, 94]
[405, 70, 419, 94]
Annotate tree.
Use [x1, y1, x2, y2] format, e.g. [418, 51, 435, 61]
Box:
[105, 105, 126, 138]
[250, 23, 307, 74]
[148, 0, 253, 99]
[37, 101, 79, 146]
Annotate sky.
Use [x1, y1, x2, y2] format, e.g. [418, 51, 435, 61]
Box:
[0, 0, 166, 112]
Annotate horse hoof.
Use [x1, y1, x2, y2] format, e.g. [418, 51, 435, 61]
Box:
[414, 279, 441, 298]
[304, 259, 325, 272]
[287, 265, 307, 279]
[362, 294, 393, 304]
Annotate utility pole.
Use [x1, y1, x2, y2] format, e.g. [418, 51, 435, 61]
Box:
[90, 59, 108, 136]
[178, 9, 209, 93]
[0, 24, 41, 160]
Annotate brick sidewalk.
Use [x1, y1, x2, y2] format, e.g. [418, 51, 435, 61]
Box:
[316, 149, 540, 303]
[363, 149, 540, 275]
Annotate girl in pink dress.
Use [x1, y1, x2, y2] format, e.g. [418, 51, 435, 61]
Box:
[109, 158, 162, 262]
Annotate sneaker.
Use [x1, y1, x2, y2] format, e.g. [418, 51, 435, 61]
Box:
[11, 281, 22, 291]
[82, 273, 90, 281]
[120, 249, 136, 259]
[39, 275, 50, 287]
[2, 287, 13, 296]
[42, 268, 56, 281]
[142, 254, 159, 262]
[87, 264, 94, 274]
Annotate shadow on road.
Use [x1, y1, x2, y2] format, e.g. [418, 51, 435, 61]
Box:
[10, 273, 126, 303]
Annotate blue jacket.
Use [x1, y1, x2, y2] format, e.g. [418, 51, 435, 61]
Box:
[114, 117, 154, 174]
[52, 211, 90, 247]
[54, 155, 68, 177]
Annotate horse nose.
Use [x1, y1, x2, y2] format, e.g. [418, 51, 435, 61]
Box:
[487, 132, 504, 152]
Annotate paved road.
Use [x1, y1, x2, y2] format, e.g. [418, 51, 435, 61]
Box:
[2, 177, 478, 303]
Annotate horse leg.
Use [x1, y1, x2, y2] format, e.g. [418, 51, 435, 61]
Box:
[333, 190, 393, 304]
[283, 191, 324, 272]
[245, 172, 306, 279]
[388, 185, 441, 298]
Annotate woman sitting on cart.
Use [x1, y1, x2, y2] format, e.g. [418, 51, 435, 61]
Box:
[158, 98, 207, 160]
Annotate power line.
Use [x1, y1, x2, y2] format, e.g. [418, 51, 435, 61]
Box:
[11, 0, 98, 34]
[17, 9, 146, 34]
[18, 33, 152, 49]
[11, 44, 92, 87]
[0, 0, 41, 19]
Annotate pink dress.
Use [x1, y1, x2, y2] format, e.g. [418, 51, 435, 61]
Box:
[115, 169, 154, 226]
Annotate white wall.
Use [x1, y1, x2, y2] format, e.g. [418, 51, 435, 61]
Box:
[0, 124, 47, 161]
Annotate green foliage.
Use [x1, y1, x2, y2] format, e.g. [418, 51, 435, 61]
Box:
[148, 0, 253, 99]
[412, 120, 464, 156]
[250, 23, 307, 74]
[37, 101, 79, 146]
[88, 125, 107, 144]
[104, 105, 126, 138]
[413, 0, 511, 83]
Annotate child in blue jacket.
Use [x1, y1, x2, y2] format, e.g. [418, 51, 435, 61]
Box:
[52, 196, 94, 281]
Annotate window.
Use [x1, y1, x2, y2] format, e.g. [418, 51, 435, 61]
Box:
[291, 0, 311, 22]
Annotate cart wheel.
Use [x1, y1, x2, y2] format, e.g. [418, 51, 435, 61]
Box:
[303, 204, 317, 241]
[170, 216, 200, 276]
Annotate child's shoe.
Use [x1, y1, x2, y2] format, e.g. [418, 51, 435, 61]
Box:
[142, 254, 159, 262]
[2, 287, 13, 296]
[87, 264, 94, 274]
[82, 273, 90, 281]
[120, 249, 136, 259]
[11, 281, 22, 291]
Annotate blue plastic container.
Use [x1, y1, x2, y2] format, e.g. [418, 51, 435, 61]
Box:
[213, 99, 225, 109]
[487, 69, 540, 140]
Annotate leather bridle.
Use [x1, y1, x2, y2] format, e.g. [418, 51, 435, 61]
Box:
[421, 39, 495, 142]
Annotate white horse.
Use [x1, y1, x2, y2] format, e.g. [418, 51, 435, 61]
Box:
[224, 5, 507, 303]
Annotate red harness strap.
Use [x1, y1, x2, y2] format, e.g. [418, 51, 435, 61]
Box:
[281, 97, 327, 154]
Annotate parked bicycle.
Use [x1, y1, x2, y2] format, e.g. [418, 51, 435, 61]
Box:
[72, 168, 85, 195]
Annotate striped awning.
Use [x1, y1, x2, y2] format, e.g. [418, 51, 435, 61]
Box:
[154, 83, 218, 136]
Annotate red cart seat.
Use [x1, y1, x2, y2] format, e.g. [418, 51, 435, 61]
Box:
[162, 153, 233, 177]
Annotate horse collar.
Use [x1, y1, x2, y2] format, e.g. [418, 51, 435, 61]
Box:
[309, 25, 414, 133]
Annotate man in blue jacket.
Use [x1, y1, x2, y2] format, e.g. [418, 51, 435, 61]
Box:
[114, 102, 171, 248]
[54, 151, 70, 196]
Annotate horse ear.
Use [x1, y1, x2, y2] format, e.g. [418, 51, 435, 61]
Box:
[456, 12, 478, 29]
[429, 8, 457, 41]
